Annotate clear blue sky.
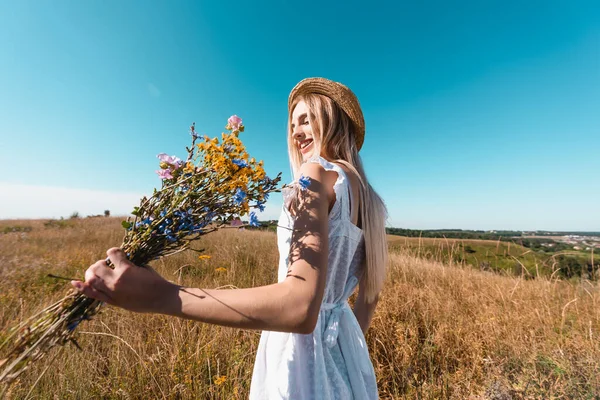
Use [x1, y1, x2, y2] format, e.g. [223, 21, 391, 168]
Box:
[1, 1, 599, 231]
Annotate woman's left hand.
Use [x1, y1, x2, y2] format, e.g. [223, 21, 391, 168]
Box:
[71, 247, 179, 314]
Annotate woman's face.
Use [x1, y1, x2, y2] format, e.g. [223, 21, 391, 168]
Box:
[290, 100, 315, 161]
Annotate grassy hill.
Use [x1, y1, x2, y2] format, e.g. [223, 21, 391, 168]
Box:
[387, 235, 599, 280]
[1, 218, 600, 398]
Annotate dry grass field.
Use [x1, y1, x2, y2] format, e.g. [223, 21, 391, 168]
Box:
[1, 218, 600, 399]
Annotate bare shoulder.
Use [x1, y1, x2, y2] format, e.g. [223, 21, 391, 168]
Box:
[298, 162, 338, 209]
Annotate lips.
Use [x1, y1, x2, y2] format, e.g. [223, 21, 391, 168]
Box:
[299, 139, 313, 153]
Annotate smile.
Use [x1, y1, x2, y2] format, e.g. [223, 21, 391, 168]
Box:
[299, 139, 313, 150]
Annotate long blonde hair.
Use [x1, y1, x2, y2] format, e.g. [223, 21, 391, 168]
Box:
[288, 93, 388, 303]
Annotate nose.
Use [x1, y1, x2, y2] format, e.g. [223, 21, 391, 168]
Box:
[292, 126, 304, 141]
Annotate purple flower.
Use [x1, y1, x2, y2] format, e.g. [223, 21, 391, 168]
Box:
[233, 188, 246, 205]
[156, 169, 174, 180]
[157, 153, 182, 167]
[232, 159, 248, 168]
[249, 212, 259, 227]
[298, 175, 311, 191]
[227, 115, 243, 131]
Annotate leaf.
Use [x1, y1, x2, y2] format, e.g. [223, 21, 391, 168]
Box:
[121, 221, 133, 230]
[131, 207, 140, 216]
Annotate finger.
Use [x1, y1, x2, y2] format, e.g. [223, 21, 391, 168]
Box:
[71, 281, 112, 304]
[86, 263, 116, 294]
[84, 269, 114, 299]
[85, 263, 112, 283]
[90, 260, 114, 281]
[107, 248, 130, 270]
[88, 263, 110, 284]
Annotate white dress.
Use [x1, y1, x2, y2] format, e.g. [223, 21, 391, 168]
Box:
[250, 156, 379, 399]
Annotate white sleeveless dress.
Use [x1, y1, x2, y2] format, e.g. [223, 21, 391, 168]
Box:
[250, 156, 379, 399]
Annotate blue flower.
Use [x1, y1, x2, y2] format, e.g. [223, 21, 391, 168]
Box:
[249, 212, 260, 227]
[67, 320, 81, 332]
[233, 188, 247, 205]
[260, 176, 274, 188]
[257, 201, 266, 212]
[66, 315, 89, 332]
[232, 159, 248, 168]
[298, 175, 311, 191]
[190, 123, 199, 139]
[193, 220, 208, 232]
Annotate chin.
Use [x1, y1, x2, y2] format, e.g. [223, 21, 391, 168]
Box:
[302, 151, 314, 161]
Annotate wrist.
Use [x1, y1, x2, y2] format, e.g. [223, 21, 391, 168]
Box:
[153, 280, 182, 316]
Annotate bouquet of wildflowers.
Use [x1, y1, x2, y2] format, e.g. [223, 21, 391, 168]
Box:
[0, 115, 281, 386]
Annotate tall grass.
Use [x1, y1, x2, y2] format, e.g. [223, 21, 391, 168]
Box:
[1, 218, 599, 399]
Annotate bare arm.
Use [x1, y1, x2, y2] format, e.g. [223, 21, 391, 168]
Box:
[352, 277, 379, 335]
[72, 162, 333, 334]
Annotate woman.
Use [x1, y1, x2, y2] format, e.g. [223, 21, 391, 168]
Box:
[72, 77, 388, 399]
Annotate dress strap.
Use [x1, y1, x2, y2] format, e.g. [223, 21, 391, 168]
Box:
[305, 156, 352, 223]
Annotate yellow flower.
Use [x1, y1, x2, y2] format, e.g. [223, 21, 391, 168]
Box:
[213, 375, 227, 386]
[198, 255, 211, 261]
[254, 166, 266, 180]
[184, 162, 195, 173]
[215, 267, 227, 272]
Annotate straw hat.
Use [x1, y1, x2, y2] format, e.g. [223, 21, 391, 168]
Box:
[288, 77, 365, 150]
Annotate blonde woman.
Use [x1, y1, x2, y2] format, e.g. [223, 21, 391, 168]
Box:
[73, 77, 388, 399]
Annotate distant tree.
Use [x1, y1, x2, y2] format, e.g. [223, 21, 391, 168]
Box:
[69, 211, 80, 219]
[104, 210, 110, 217]
[463, 245, 476, 254]
[554, 255, 585, 279]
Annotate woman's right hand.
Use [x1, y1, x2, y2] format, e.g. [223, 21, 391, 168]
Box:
[71, 247, 179, 314]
